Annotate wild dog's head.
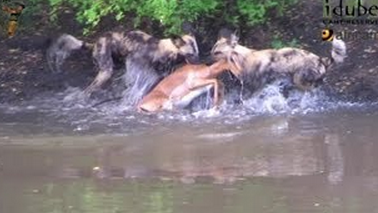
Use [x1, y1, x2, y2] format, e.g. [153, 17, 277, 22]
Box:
[172, 23, 200, 64]
[211, 29, 240, 61]
[210, 29, 245, 79]
[172, 34, 199, 64]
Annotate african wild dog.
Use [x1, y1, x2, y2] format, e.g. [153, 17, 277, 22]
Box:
[211, 29, 347, 95]
[47, 26, 199, 98]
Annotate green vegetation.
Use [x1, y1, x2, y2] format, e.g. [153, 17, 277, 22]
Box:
[13, 0, 297, 35]
[270, 35, 299, 49]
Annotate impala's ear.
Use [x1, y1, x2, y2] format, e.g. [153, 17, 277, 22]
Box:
[228, 51, 243, 78]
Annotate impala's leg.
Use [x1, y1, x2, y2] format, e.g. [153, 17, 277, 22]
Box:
[188, 78, 222, 107]
[84, 37, 114, 96]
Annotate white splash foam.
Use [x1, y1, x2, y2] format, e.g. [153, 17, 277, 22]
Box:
[241, 81, 329, 115]
[121, 59, 161, 106]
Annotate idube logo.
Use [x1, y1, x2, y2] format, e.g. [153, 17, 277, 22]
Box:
[323, 0, 378, 25]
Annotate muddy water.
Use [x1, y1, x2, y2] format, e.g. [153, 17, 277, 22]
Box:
[1, 89, 378, 213]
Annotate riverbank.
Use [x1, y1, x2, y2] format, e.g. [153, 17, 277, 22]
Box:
[0, 1, 377, 103]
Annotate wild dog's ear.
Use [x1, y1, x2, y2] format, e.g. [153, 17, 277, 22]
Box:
[173, 36, 186, 48]
[211, 28, 233, 55]
[229, 32, 239, 48]
[182, 21, 194, 36]
[218, 28, 233, 39]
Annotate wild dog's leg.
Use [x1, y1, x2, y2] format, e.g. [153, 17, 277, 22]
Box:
[84, 37, 114, 95]
[84, 70, 113, 95]
[187, 78, 222, 107]
[293, 69, 319, 91]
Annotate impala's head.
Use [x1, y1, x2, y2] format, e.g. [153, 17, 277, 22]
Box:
[225, 51, 244, 79]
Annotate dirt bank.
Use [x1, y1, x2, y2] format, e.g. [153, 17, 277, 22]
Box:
[1, 1, 377, 103]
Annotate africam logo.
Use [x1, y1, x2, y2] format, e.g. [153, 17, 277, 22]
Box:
[323, 0, 378, 25]
[322, 28, 378, 41]
[322, 29, 335, 41]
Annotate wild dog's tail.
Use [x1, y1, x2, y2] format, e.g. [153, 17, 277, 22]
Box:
[322, 38, 347, 68]
[47, 34, 94, 72]
[331, 38, 347, 64]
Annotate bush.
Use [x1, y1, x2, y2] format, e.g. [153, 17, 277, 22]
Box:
[271, 35, 299, 49]
[20, 0, 298, 35]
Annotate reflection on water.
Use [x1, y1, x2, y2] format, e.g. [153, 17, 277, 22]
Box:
[1, 108, 378, 212]
[1, 86, 378, 213]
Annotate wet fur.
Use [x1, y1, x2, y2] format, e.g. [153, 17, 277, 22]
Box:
[47, 30, 199, 97]
[211, 31, 347, 93]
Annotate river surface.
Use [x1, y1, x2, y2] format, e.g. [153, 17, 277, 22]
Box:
[1, 87, 378, 213]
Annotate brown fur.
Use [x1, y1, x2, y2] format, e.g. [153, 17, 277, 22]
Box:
[137, 53, 242, 113]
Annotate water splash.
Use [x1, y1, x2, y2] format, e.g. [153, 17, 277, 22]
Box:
[1, 77, 377, 136]
[121, 59, 161, 106]
[46, 34, 84, 73]
[241, 81, 328, 115]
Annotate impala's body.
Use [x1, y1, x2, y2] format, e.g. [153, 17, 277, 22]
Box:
[137, 56, 242, 113]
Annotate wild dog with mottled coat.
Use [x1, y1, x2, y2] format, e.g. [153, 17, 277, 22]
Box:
[211, 30, 347, 94]
[47, 27, 199, 97]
